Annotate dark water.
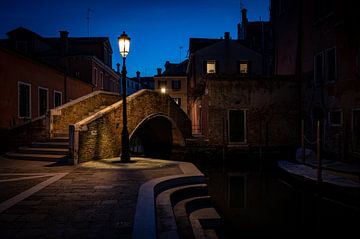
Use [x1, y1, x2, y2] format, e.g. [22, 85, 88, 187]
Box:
[188, 150, 360, 237]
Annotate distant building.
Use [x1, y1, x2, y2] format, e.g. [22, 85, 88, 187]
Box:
[153, 60, 188, 114]
[188, 32, 262, 135]
[0, 26, 119, 129]
[118, 69, 154, 96]
[237, 8, 274, 75]
[187, 31, 297, 147]
[0, 46, 92, 129]
[271, 0, 360, 161]
[0, 27, 119, 98]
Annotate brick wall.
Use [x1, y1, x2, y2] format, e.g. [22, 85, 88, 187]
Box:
[70, 90, 191, 164]
[206, 77, 299, 147]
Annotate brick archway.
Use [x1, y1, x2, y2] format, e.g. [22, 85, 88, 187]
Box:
[129, 113, 185, 158]
[70, 90, 191, 164]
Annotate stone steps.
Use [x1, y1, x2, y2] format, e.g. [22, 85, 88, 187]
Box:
[4, 137, 69, 162]
[17, 146, 68, 155]
[4, 152, 67, 161]
[156, 182, 221, 239]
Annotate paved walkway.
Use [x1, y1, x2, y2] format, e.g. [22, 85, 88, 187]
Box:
[0, 157, 184, 238]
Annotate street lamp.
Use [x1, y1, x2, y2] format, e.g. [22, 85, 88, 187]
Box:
[118, 31, 131, 162]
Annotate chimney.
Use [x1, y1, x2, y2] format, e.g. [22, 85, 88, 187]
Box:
[136, 71, 140, 79]
[157, 68, 162, 76]
[59, 31, 69, 56]
[224, 32, 230, 40]
[165, 61, 170, 72]
[116, 63, 120, 74]
[241, 8, 248, 23]
[240, 8, 248, 40]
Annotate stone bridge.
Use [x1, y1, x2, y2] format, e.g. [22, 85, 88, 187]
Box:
[69, 90, 191, 164]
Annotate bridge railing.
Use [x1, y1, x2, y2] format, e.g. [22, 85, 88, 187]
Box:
[49, 91, 120, 138]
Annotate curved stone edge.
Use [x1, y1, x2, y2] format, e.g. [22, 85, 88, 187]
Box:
[132, 162, 204, 239]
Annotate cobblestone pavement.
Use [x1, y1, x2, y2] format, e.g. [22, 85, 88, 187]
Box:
[0, 157, 182, 238]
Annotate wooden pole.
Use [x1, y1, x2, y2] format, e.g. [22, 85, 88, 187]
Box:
[317, 120, 322, 182]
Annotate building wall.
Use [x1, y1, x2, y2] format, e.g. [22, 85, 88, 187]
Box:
[192, 40, 263, 81]
[205, 77, 298, 147]
[154, 76, 188, 114]
[272, 0, 360, 160]
[0, 47, 92, 129]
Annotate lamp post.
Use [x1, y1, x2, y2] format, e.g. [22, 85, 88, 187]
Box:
[118, 31, 131, 162]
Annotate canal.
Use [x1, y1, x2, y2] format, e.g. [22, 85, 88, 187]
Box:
[179, 147, 360, 237]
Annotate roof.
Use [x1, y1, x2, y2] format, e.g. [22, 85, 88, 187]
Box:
[161, 60, 188, 76]
[189, 38, 222, 54]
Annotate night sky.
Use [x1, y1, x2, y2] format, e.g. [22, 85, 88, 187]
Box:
[0, 0, 269, 77]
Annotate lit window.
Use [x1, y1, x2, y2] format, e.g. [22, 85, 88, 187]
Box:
[239, 62, 249, 75]
[206, 60, 216, 74]
[329, 110, 342, 126]
[161, 87, 166, 93]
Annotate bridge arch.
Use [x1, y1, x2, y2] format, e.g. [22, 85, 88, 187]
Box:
[129, 113, 185, 158]
[70, 90, 191, 164]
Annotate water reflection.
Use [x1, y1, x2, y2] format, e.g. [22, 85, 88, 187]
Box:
[190, 150, 360, 237]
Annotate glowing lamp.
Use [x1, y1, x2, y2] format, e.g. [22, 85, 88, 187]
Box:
[118, 31, 131, 58]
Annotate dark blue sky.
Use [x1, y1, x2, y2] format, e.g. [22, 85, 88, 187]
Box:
[0, 0, 269, 77]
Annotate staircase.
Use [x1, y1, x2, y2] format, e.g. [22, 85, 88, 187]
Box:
[4, 136, 69, 162]
[3, 105, 109, 162]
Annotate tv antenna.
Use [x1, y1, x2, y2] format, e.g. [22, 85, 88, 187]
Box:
[87, 8, 94, 37]
[179, 46, 183, 62]
[240, 0, 244, 10]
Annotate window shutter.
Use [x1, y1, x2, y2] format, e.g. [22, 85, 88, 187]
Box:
[215, 60, 219, 74]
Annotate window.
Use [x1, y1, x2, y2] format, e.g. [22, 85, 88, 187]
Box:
[18, 82, 31, 118]
[239, 61, 249, 75]
[325, 48, 336, 83]
[314, 52, 323, 86]
[172, 80, 181, 91]
[100, 72, 104, 89]
[228, 109, 246, 143]
[173, 98, 181, 107]
[206, 60, 216, 74]
[38, 87, 48, 116]
[329, 110, 342, 126]
[158, 80, 167, 89]
[54, 91, 62, 107]
[93, 67, 98, 86]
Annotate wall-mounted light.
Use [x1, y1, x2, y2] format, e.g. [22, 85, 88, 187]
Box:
[161, 87, 166, 94]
